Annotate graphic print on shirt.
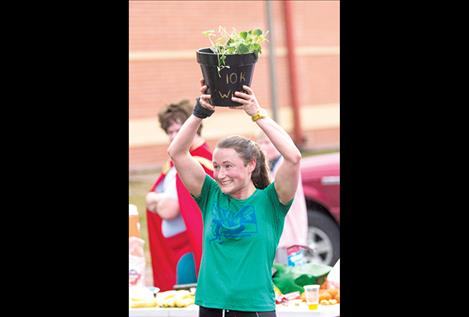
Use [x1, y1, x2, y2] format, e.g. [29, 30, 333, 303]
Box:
[209, 204, 258, 244]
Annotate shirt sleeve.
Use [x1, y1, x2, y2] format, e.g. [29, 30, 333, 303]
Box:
[192, 174, 217, 218]
[266, 182, 293, 215]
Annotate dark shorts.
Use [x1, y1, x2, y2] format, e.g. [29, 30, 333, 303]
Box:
[199, 306, 276, 317]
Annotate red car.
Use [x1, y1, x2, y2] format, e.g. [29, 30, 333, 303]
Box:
[301, 152, 340, 266]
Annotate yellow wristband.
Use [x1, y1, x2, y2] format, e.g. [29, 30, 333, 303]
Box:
[251, 111, 267, 122]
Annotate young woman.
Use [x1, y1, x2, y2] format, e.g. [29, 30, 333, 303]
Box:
[168, 82, 302, 317]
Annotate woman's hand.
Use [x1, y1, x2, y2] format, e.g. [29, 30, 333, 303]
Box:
[145, 192, 180, 219]
[230, 85, 261, 116]
[199, 78, 216, 112]
[145, 192, 160, 213]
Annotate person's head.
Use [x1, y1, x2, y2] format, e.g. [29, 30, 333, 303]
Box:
[158, 100, 203, 142]
[213, 135, 270, 195]
[256, 132, 280, 162]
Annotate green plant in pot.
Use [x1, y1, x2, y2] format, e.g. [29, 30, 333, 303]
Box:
[196, 26, 267, 107]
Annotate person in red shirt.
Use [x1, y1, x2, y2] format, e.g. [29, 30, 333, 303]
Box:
[146, 100, 213, 291]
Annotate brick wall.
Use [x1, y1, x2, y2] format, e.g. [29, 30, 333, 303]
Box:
[129, 0, 340, 170]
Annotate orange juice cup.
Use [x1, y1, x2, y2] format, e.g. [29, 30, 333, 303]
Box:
[303, 284, 320, 310]
[129, 204, 141, 238]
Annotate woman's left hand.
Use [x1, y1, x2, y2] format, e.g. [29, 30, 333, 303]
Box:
[230, 85, 261, 116]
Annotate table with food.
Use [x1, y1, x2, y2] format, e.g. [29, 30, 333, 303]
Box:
[129, 262, 340, 317]
[129, 288, 339, 317]
[129, 303, 339, 317]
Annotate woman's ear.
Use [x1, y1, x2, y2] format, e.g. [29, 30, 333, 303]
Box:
[248, 159, 257, 173]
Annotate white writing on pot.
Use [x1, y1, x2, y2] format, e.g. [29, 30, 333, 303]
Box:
[218, 71, 247, 99]
[226, 72, 246, 84]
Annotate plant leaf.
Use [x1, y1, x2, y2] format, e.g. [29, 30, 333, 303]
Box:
[204, 27, 267, 70]
[251, 43, 261, 53]
[253, 29, 262, 36]
[237, 43, 249, 54]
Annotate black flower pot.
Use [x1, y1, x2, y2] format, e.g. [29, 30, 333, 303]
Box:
[196, 48, 258, 107]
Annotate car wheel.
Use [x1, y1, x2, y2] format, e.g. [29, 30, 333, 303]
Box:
[306, 210, 340, 266]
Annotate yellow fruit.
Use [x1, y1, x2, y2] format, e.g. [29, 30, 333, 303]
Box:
[175, 291, 195, 307]
[156, 290, 177, 307]
[183, 297, 195, 307]
[319, 290, 332, 301]
[274, 286, 282, 297]
[327, 288, 338, 298]
[130, 298, 157, 308]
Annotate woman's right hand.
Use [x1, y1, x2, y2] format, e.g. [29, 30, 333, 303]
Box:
[199, 78, 216, 111]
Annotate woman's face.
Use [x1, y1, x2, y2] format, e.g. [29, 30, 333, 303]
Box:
[166, 121, 182, 143]
[212, 147, 255, 195]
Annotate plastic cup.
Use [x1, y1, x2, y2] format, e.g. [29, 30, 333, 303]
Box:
[303, 284, 320, 310]
[129, 204, 141, 238]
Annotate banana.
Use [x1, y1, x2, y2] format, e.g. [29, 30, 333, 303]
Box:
[130, 298, 157, 308]
[155, 290, 195, 308]
[129, 287, 158, 308]
[175, 291, 193, 307]
[156, 290, 176, 307]
[129, 290, 195, 308]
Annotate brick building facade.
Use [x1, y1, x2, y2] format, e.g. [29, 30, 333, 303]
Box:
[129, 0, 340, 170]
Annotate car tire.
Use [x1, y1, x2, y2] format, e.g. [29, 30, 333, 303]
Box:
[307, 210, 340, 266]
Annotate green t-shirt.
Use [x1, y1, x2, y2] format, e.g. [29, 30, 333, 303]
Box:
[194, 175, 293, 311]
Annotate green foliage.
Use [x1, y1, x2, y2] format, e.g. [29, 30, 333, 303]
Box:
[203, 26, 268, 76]
[272, 263, 332, 294]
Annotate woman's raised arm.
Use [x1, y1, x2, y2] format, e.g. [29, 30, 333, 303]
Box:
[168, 85, 215, 197]
[231, 85, 302, 204]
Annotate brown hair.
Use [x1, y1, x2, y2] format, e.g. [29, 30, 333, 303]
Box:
[157, 100, 202, 135]
[216, 135, 270, 189]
